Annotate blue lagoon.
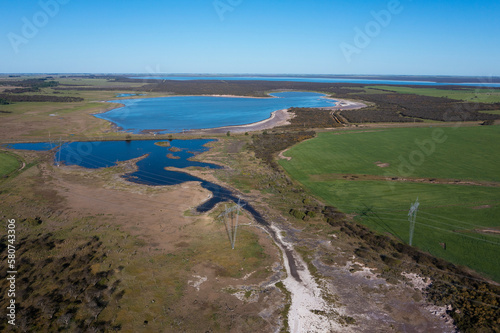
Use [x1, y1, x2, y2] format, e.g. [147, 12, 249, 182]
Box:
[96, 92, 337, 134]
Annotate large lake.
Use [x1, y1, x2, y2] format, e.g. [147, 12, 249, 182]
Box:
[132, 76, 500, 88]
[96, 92, 336, 134]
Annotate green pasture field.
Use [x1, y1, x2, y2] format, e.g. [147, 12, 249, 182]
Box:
[0, 151, 21, 177]
[280, 126, 500, 281]
[369, 85, 500, 103]
[282, 126, 500, 182]
[480, 110, 500, 115]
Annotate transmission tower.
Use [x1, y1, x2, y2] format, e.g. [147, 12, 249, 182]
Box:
[48, 135, 66, 167]
[217, 198, 246, 249]
[408, 197, 420, 246]
[55, 137, 63, 167]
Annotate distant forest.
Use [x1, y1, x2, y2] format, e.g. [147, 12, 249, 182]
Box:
[0, 78, 83, 103]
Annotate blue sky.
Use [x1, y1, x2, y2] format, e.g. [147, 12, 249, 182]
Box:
[1, 0, 499, 75]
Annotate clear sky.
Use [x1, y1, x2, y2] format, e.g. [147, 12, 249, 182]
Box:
[1, 0, 499, 76]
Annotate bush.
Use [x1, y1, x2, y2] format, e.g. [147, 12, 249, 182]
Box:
[249, 130, 315, 169]
[306, 211, 316, 218]
[481, 119, 495, 125]
[289, 209, 306, 220]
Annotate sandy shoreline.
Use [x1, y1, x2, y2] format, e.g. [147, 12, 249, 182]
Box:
[320, 98, 367, 111]
[186, 98, 367, 134]
[186, 108, 293, 134]
[200, 94, 273, 99]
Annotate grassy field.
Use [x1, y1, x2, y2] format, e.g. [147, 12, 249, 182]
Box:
[370, 85, 500, 103]
[0, 151, 21, 177]
[282, 126, 500, 182]
[280, 126, 500, 281]
[480, 110, 500, 115]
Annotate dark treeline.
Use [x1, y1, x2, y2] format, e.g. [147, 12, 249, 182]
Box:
[250, 130, 316, 170]
[343, 93, 500, 122]
[0, 78, 62, 95]
[0, 94, 83, 103]
[0, 78, 59, 89]
[340, 106, 423, 123]
[117, 78, 368, 96]
[3, 87, 40, 93]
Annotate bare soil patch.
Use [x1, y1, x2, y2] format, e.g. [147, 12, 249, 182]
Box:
[227, 139, 246, 154]
[278, 148, 292, 161]
[375, 161, 390, 168]
[475, 228, 500, 234]
[472, 204, 492, 209]
[310, 173, 500, 187]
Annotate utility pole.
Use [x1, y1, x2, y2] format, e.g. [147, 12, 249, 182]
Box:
[408, 197, 420, 246]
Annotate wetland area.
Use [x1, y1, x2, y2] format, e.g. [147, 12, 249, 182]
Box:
[1, 75, 498, 332]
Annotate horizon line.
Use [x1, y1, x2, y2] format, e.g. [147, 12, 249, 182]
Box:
[1, 73, 499, 78]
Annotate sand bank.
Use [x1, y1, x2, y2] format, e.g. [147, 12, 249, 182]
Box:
[186, 108, 292, 134]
